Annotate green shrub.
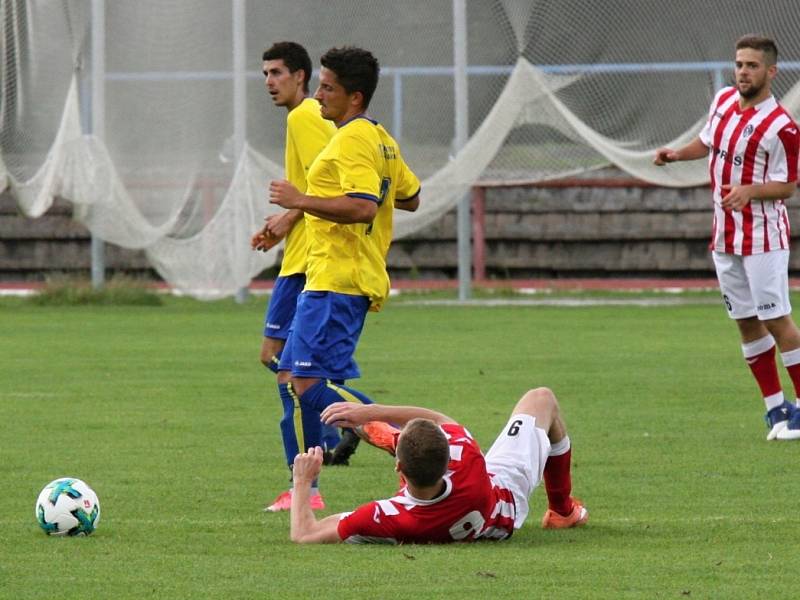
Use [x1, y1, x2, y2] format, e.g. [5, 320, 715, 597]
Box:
[28, 275, 163, 306]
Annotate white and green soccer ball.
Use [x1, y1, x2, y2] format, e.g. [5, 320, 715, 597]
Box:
[35, 478, 100, 536]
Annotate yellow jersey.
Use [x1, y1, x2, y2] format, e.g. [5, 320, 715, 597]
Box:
[304, 116, 420, 310]
[280, 98, 336, 276]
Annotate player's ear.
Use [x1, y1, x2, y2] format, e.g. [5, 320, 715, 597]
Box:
[350, 90, 364, 110]
[394, 460, 402, 473]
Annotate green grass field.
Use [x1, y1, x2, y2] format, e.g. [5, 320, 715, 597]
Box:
[1, 293, 797, 599]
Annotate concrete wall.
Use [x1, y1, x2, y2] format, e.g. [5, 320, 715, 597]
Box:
[3, 184, 799, 282]
[0, 193, 150, 281]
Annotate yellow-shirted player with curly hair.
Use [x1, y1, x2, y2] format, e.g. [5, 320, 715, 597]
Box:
[269, 46, 421, 509]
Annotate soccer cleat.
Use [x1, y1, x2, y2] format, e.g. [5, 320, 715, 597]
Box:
[541, 498, 589, 529]
[264, 490, 292, 512]
[264, 490, 325, 512]
[764, 401, 796, 440]
[776, 409, 800, 440]
[355, 421, 401, 456]
[309, 493, 326, 510]
[329, 428, 361, 465]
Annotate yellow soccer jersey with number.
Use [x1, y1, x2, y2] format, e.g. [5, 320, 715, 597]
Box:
[304, 116, 420, 311]
[280, 98, 336, 276]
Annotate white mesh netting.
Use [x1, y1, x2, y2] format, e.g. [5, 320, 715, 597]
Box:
[3, 1, 800, 297]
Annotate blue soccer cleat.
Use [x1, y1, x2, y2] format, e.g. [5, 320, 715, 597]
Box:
[765, 401, 796, 441]
[776, 407, 800, 441]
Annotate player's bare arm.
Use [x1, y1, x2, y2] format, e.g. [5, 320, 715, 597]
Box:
[720, 181, 797, 211]
[321, 402, 452, 429]
[269, 179, 377, 224]
[289, 447, 343, 544]
[394, 193, 420, 212]
[251, 210, 304, 252]
[264, 209, 304, 239]
[653, 137, 709, 165]
[250, 225, 280, 252]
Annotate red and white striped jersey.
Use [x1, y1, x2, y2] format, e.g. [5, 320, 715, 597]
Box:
[699, 86, 800, 255]
[336, 423, 516, 544]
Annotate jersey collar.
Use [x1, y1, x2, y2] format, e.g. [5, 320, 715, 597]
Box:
[397, 474, 454, 506]
[736, 92, 776, 114]
[338, 112, 378, 128]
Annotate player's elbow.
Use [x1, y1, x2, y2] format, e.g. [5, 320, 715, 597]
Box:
[290, 530, 334, 544]
[781, 181, 797, 199]
[397, 196, 420, 212]
[354, 202, 378, 224]
[290, 529, 313, 544]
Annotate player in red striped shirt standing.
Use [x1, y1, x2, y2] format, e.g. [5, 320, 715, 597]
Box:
[655, 35, 800, 440]
[287, 386, 588, 544]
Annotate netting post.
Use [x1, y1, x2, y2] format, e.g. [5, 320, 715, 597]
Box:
[453, 0, 471, 300]
[393, 71, 403, 143]
[90, 0, 106, 290]
[233, 0, 249, 304]
[471, 186, 486, 282]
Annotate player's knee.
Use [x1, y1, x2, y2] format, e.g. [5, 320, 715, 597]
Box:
[527, 386, 557, 407]
[261, 354, 279, 373]
[513, 387, 558, 421]
[260, 338, 284, 368]
[290, 376, 317, 398]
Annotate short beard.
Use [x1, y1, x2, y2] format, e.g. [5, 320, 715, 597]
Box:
[738, 81, 764, 99]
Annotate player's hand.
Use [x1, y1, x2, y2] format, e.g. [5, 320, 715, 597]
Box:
[264, 213, 293, 239]
[250, 225, 280, 252]
[653, 148, 679, 165]
[269, 179, 303, 209]
[720, 184, 752, 211]
[292, 447, 324, 484]
[321, 402, 373, 428]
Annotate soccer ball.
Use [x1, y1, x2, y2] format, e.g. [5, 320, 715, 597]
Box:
[35, 477, 100, 536]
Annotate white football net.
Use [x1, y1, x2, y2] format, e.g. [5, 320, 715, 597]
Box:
[2, 0, 800, 297]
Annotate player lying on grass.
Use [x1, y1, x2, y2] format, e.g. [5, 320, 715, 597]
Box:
[289, 386, 588, 544]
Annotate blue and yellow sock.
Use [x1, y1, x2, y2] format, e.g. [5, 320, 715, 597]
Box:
[278, 382, 299, 467]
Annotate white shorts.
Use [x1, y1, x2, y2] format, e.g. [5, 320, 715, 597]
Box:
[484, 414, 550, 529]
[712, 251, 792, 320]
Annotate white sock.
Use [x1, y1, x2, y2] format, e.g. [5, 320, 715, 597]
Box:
[780, 347, 800, 367]
[764, 391, 784, 411]
[549, 435, 571, 457]
[741, 334, 775, 358]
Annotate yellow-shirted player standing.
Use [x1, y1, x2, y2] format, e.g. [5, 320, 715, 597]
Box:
[269, 46, 420, 508]
[250, 42, 342, 513]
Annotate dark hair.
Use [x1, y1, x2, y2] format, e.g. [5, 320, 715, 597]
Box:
[320, 46, 380, 109]
[736, 35, 778, 66]
[262, 41, 312, 93]
[396, 419, 449, 488]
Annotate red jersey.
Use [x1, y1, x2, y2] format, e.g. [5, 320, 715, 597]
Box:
[699, 87, 800, 255]
[336, 424, 516, 544]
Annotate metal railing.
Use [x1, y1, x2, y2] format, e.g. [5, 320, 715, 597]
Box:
[104, 61, 800, 143]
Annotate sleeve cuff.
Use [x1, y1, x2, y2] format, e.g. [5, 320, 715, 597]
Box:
[346, 192, 380, 203]
[396, 186, 421, 202]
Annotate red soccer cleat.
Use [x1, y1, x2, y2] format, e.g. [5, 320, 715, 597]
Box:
[541, 498, 589, 529]
[264, 490, 326, 512]
[356, 421, 401, 456]
[309, 492, 326, 510]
